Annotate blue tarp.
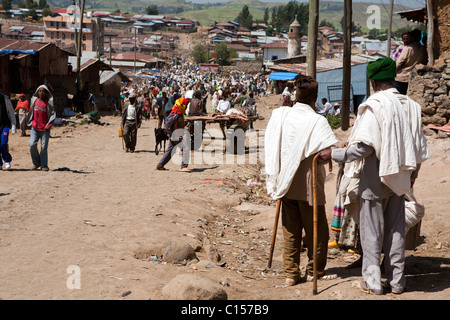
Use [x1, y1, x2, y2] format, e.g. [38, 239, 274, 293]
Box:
[0, 50, 36, 55]
[268, 72, 298, 81]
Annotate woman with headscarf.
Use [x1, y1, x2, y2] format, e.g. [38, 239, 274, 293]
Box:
[156, 95, 192, 172]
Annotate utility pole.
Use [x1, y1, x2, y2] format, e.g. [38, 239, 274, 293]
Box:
[134, 27, 137, 74]
[306, 0, 319, 78]
[386, 0, 394, 57]
[109, 34, 112, 66]
[76, 0, 86, 93]
[426, 0, 434, 66]
[341, 0, 352, 131]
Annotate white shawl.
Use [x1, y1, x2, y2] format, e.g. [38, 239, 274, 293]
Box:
[264, 103, 338, 200]
[348, 88, 429, 196]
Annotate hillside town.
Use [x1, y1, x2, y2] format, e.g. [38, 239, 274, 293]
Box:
[0, 0, 449, 305]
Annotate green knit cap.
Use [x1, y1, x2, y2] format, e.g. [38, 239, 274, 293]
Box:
[367, 57, 396, 80]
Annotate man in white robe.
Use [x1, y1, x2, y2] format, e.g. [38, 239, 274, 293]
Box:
[331, 58, 429, 295]
[265, 75, 338, 285]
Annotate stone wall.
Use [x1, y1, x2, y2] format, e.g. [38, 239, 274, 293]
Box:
[407, 52, 450, 127]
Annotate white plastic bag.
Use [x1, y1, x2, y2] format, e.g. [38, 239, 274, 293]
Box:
[404, 191, 425, 233]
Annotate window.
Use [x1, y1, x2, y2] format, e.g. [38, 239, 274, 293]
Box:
[50, 32, 54, 39]
[82, 44, 86, 51]
[271, 55, 278, 61]
[83, 34, 86, 41]
[62, 33, 66, 40]
[71, 33, 74, 40]
[56, 32, 59, 39]
[62, 22, 66, 28]
[50, 21, 55, 27]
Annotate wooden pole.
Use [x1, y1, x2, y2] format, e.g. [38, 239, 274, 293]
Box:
[312, 154, 332, 295]
[307, 0, 319, 78]
[267, 199, 281, 269]
[134, 27, 137, 74]
[386, 0, 394, 57]
[76, 0, 86, 93]
[426, 0, 434, 66]
[109, 34, 112, 66]
[341, 0, 352, 131]
[312, 153, 320, 295]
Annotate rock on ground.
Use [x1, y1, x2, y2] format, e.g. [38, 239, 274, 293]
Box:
[161, 274, 228, 300]
[162, 238, 199, 266]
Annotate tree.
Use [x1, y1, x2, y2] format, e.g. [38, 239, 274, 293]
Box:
[25, 0, 37, 9]
[339, 16, 362, 33]
[237, 5, 253, 30]
[191, 43, 208, 64]
[42, 6, 52, 17]
[270, 1, 308, 34]
[2, 0, 12, 10]
[263, 7, 269, 25]
[38, 0, 47, 9]
[368, 28, 380, 39]
[146, 4, 158, 15]
[214, 42, 233, 66]
[319, 19, 335, 30]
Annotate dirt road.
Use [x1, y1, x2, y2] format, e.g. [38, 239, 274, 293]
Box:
[0, 93, 448, 301]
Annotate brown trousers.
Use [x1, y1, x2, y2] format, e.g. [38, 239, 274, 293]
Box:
[281, 198, 329, 280]
[123, 120, 138, 150]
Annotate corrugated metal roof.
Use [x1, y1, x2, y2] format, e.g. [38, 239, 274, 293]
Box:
[269, 55, 377, 74]
[0, 38, 51, 59]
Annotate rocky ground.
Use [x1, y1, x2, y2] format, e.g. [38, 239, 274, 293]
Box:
[0, 93, 448, 305]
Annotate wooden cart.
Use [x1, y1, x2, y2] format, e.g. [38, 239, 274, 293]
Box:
[184, 114, 259, 154]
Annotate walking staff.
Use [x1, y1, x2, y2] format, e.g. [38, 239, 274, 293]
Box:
[312, 154, 333, 294]
[267, 199, 281, 269]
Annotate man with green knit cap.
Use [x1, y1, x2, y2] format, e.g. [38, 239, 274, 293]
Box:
[331, 57, 429, 295]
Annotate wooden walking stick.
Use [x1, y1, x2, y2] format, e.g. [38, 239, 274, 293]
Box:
[267, 199, 281, 269]
[312, 153, 332, 295]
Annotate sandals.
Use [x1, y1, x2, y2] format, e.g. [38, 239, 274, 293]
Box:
[285, 277, 300, 286]
[306, 273, 338, 282]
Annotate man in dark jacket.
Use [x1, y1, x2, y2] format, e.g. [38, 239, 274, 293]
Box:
[121, 93, 142, 153]
[188, 91, 204, 116]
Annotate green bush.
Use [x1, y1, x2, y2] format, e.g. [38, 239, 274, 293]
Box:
[326, 114, 341, 129]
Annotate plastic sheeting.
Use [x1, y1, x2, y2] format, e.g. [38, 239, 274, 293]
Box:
[268, 72, 298, 80]
[0, 50, 36, 55]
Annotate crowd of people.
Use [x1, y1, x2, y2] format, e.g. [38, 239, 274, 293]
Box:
[117, 64, 272, 171]
[0, 48, 431, 297]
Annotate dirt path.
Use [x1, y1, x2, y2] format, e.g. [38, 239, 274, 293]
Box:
[0, 93, 448, 301]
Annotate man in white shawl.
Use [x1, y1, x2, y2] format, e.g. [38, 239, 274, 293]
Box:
[331, 58, 429, 295]
[265, 75, 338, 286]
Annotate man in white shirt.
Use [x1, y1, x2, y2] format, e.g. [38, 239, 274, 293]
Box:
[121, 93, 142, 153]
[331, 103, 341, 116]
[320, 98, 333, 116]
[216, 93, 231, 114]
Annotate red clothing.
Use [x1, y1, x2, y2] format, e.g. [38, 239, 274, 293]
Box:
[15, 99, 30, 112]
[33, 99, 50, 131]
[143, 97, 152, 112]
